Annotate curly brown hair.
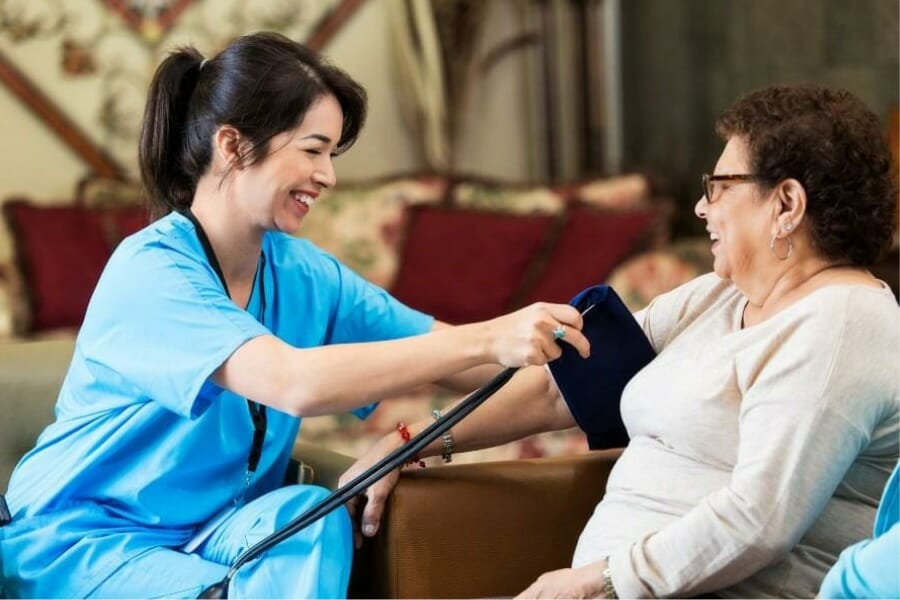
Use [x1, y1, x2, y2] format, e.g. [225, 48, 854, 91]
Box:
[716, 84, 898, 266]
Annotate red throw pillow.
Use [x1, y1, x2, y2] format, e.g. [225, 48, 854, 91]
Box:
[102, 205, 150, 246]
[518, 204, 659, 306]
[390, 206, 555, 324]
[3, 200, 113, 331]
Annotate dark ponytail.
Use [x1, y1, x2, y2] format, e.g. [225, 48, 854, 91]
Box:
[139, 32, 368, 220]
[139, 47, 206, 218]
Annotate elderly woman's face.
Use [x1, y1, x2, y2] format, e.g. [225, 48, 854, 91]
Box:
[695, 136, 773, 284]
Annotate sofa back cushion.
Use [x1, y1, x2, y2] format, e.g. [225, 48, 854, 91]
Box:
[517, 203, 664, 306]
[390, 206, 555, 323]
[2, 199, 148, 333]
[297, 176, 448, 289]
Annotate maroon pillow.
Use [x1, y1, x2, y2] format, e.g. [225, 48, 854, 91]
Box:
[518, 204, 659, 306]
[102, 205, 150, 245]
[390, 206, 554, 323]
[3, 200, 113, 331]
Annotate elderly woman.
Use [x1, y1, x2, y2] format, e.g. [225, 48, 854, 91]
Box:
[347, 83, 899, 599]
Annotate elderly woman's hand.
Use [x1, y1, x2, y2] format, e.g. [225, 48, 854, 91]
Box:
[338, 432, 404, 549]
[516, 559, 608, 599]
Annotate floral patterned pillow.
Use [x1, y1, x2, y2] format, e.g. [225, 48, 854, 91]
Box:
[607, 237, 714, 311]
[296, 176, 448, 289]
[451, 182, 566, 215]
[572, 173, 652, 210]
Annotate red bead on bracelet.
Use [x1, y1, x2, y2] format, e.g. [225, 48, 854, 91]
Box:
[397, 422, 425, 468]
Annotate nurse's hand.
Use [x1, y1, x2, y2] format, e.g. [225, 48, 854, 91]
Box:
[484, 302, 589, 368]
[339, 433, 403, 549]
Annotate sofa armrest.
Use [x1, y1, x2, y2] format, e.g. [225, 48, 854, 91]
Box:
[350, 449, 622, 599]
[289, 440, 356, 490]
[0, 339, 75, 491]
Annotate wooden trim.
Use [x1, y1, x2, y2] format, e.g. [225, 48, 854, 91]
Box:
[0, 49, 125, 179]
[304, 0, 369, 51]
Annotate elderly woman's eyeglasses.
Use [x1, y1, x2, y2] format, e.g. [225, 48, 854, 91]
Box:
[701, 173, 759, 203]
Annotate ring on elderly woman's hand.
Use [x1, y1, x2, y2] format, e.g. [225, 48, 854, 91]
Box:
[552, 325, 567, 340]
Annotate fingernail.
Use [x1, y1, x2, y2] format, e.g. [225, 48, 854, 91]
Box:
[364, 523, 376, 536]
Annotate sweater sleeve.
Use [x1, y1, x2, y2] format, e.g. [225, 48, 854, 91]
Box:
[607, 292, 892, 598]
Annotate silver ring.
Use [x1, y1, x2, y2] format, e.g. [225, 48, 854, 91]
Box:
[552, 325, 566, 340]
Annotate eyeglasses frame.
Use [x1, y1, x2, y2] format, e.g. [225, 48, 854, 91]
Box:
[701, 173, 760, 203]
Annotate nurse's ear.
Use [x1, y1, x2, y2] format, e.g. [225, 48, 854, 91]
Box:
[213, 125, 249, 171]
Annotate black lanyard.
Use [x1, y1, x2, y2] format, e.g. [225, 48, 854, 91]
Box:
[182, 209, 268, 479]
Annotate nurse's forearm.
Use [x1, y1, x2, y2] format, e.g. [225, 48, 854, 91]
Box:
[215, 330, 489, 416]
[429, 321, 504, 393]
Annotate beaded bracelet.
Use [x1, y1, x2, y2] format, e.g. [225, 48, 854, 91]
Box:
[602, 564, 618, 599]
[431, 409, 454, 463]
[396, 422, 425, 468]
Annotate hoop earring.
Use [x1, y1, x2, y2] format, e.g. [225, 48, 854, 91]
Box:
[769, 233, 793, 260]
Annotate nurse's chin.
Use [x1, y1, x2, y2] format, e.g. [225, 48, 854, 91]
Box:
[273, 213, 306, 234]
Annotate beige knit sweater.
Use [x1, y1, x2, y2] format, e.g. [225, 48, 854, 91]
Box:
[571, 273, 899, 599]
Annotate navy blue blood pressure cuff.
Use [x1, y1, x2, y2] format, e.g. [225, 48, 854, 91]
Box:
[548, 285, 656, 450]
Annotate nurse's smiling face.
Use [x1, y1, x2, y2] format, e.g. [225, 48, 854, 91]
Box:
[231, 94, 344, 233]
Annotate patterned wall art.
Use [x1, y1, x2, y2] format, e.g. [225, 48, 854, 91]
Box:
[0, 0, 361, 177]
[101, 0, 196, 47]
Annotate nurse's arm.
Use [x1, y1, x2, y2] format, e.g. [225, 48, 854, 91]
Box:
[430, 320, 503, 393]
[211, 304, 588, 417]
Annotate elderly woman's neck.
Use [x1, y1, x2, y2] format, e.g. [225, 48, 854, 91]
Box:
[748, 257, 836, 302]
[740, 254, 860, 327]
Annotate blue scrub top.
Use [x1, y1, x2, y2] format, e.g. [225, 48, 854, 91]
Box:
[1, 212, 432, 597]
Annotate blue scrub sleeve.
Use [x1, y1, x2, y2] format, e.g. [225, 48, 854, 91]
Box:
[325, 258, 434, 420]
[820, 465, 900, 599]
[819, 524, 900, 599]
[326, 259, 434, 345]
[547, 285, 656, 450]
[79, 243, 270, 419]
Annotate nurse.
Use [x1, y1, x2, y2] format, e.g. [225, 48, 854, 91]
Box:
[0, 32, 588, 599]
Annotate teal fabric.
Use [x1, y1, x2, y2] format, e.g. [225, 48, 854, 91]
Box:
[0, 212, 432, 598]
[819, 465, 899, 599]
[89, 485, 352, 599]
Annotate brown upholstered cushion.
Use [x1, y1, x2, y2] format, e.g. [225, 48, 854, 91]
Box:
[350, 450, 622, 599]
